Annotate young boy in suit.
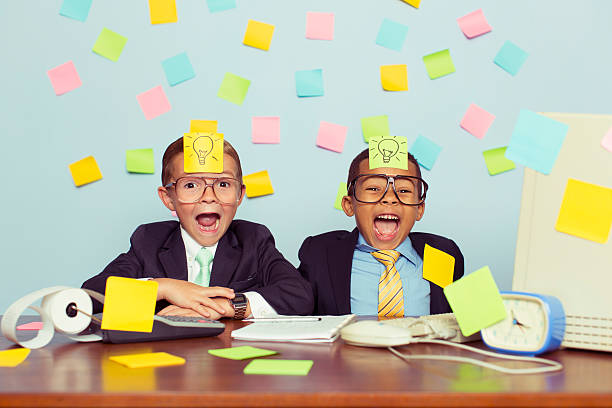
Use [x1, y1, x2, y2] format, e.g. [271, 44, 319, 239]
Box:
[298, 148, 463, 317]
[83, 137, 313, 319]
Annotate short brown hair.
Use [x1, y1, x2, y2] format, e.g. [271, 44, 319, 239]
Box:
[161, 136, 243, 185]
[347, 148, 422, 194]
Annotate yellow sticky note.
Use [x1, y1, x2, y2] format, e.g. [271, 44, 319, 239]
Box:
[334, 182, 348, 210]
[243, 19, 275, 51]
[148, 0, 177, 24]
[102, 353, 156, 391]
[0, 348, 30, 367]
[109, 352, 185, 369]
[423, 244, 455, 288]
[190, 120, 218, 133]
[380, 64, 408, 91]
[555, 178, 612, 244]
[244, 170, 274, 198]
[402, 0, 420, 8]
[101, 277, 158, 332]
[183, 132, 224, 174]
[69, 156, 102, 187]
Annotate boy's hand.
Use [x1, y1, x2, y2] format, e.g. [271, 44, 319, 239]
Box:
[153, 278, 234, 318]
[157, 298, 233, 320]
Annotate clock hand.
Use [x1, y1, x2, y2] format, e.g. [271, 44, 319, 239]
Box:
[510, 309, 530, 332]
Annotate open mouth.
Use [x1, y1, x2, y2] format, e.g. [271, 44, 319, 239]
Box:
[373, 214, 400, 241]
[196, 212, 220, 233]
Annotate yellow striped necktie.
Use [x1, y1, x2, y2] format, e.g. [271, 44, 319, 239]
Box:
[371, 250, 404, 318]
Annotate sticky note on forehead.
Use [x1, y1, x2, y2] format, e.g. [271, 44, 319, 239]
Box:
[101, 276, 158, 332]
[369, 136, 408, 170]
[183, 132, 224, 173]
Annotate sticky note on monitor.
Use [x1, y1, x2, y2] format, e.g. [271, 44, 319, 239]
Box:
[47, 61, 82, 96]
[243, 359, 313, 376]
[376, 18, 409, 51]
[206, 0, 236, 13]
[101, 276, 158, 332]
[334, 182, 348, 210]
[305, 12, 334, 40]
[148, 0, 177, 24]
[443, 266, 507, 336]
[126, 148, 155, 174]
[92, 28, 127, 62]
[244, 170, 274, 198]
[361, 115, 390, 143]
[0, 348, 31, 367]
[482, 147, 515, 176]
[460, 104, 495, 139]
[183, 132, 224, 173]
[243, 19, 275, 51]
[423, 49, 455, 79]
[252, 116, 280, 144]
[409, 135, 442, 171]
[494, 41, 528, 76]
[208, 346, 277, 360]
[316, 121, 348, 153]
[555, 178, 612, 244]
[162, 52, 195, 86]
[59, 0, 93, 22]
[217, 72, 251, 105]
[190, 120, 218, 133]
[295, 69, 324, 97]
[380, 64, 408, 91]
[423, 244, 455, 288]
[109, 352, 185, 368]
[457, 9, 492, 39]
[369, 136, 408, 170]
[136, 86, 171, 120]
[69, 156, 102, 187]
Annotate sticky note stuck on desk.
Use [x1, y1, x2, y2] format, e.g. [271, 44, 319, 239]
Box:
[243, 359, 313, 376]
[92, 28, 127, 62]
[334, 182, 347, 210]
[137, 86, 171, 120]
[148, 0, 177, 24]
[17, 321, 43, 331]
[244, 170, 274, 198]
[0, 348, 31, 367]
[316, 121, 348, 153]
[101, 277, 158, 332]
[243, 19, 275, 51]
[126, 148, 155, 174]
[369, 136, 408, 170]
[423, 244, 455, 288]
[457, 9, 492, 39]
[380, 64, 408, 91]
[306, 12, 334, 40]
[252, 116, 280, 144]
[423, 49, 455, 79]
[183, 132, 224, 173]
[109, 352, 185, 368]
[217, 72, 251, 105]
[361, 115, 390, 143]
[482, 147, 515, 176]
[208, 346, 277, 360]
[47, 61, 82, 96]
[69, 156, 102, 187]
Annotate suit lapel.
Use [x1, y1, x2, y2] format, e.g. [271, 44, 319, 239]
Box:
[328, 228, 359, 314]
[158, 226, 188, 280]
[209, 227, 240, 287]
[409, 233, 446, 315]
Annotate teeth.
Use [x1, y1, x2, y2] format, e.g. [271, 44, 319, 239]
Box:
[377, 214, 399, 220]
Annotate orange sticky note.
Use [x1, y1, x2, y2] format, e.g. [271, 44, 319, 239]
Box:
[109, 352, 185, 368]
[243, 19, 275, 50]
[380, 64, 408, 91]
[183, 132, 224, 173]
[101, 277, 158, 332]
[0, 348, 30, 367]
[69, 156, 102, 187]
[190, 120, 218, 133]
[423, 244, 455, 288]
[148, 0, 177, 24]
[244, 170, 274, 198]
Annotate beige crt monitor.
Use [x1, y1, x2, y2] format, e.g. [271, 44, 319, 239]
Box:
[513, 113, 612, 353]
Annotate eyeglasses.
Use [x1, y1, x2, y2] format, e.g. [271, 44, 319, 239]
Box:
[164, 177, 243, 204]
[348, 174, 428, 206]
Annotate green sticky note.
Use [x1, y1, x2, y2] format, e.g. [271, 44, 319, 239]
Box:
[126, 148, 155, 174]
[423, 49, 455, 79]
[369, 135, 408, 170]
[208, 346, 277, 360]
[361, 115, 390, 143]
[217, 72, 251, 105]
[482, 147, 515, 175]
[92, 28, 128, 62]
[443, 266, 507, 336]
[243, 359, 313, 376]
[334, 182, 347, 210]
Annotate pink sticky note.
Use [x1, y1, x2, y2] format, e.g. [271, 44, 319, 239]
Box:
[602, 126, 612, 153]
[460, 104, 495, 139]
[252, 116, 280, 144]
[137, 86, 171, 120]
[47, 61, 82, 95]
[306, 12, 334, 40]
[17, 321, 43, 331]
[457, 9, 492, 39]
[316, 121, 348, 153]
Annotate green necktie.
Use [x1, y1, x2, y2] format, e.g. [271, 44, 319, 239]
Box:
[194, 247, 213, 286]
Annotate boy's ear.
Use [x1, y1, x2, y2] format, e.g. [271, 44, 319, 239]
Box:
[157, 186, 176, 211]
[237, 185, 246, 206]
[341, 195, 355, 217]
[416, 202, 425, 221]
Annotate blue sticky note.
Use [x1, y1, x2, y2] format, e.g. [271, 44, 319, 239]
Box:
[59, 0, 93, 22]
[376, 18, 409, 52]
[409, 135, 442, 171]
[505, 110, 569, 175]
[206, 0, 236, 13]
[295, 69, 324, 97]
[494, 41, 528, 76]
[162, 52, 196, 86]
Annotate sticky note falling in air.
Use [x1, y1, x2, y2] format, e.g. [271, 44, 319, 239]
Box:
[409, 135, 442, 171]
[457, 9, 492, 39]
[295, 69, 324, 97]
[243, 359, 314, 376]
[380, 64, 408, 91]
[423, 49, 455, 79]
[217, 72, 251, 105]
[0, 348, 31, 367]
[252, 116, 280, 144]
[208, 346, 278, 360]
[244, 170, 274, 198]
[206, 0, 236, 13]
[460, 104, 495, 139]
[126, 148, 155, 174]
[443, 266, 507, 336]
[555, 178, 612, 244]
[601, 126, 612, 153]
[334, 182, 348, 210]
[482, 147, 515, 176]
[361, 115, 390, 143]
[136, 86, 171, 120]
[376, 18, 409, 51]
[69, 156, 103, 187]
[494, 41, 528, 76]
[92, 28, 127, 62]
[305, 12, 334, 40]
[47, 61, 82, 95]
[190, 120, 218, 133]
[183, 132, 224, 173]
[101, 276, 158, 332]
[109, 352, 185, 368]
[369, 136, 408, 170]
[243, 19, 275, 51]
[316, 121, 348, 153]
[423, 244, 455, 288]
[148, 0, 177, 24]
[59, 0, 93, 22]
[505, 109, 569, 174]
[162, 52, 195, 86]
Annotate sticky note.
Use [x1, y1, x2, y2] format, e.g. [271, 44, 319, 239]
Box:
[482, 147, 515, 175]
[376, 19, 409, 52]
[126, 148, 155, 174]
[423, 244, 455, 288]
[208, 346, 277, 360]
[137, 86, 171, 120]
[17, 321, 43, 330]
[183, 132, 224, 173]
[206, 0, 236, 13]
[369, 136, 408, 170]
[334, 182, 348, 210]
[243, 19, 275, 51]
[423, 49, 455, 79]
[295, 69, 324, 97]
[402, 0, 420, 8]
[457, 9, 492, 39]
[244, 170, 274, 198]
[361, 115, 390, 143]
[306, 12, 334, 40]
[460, 104, 495, 139]
[102, 356, 155, 392]
[101, 276, 158, 332]
[409, 135, 442, 171]
[109, 352, 185, 368]
[59, 0, 93, 22]
[380, 64, 408, 91]
[555, 178, 612, 244]
[316, 121, 348, 153]
[243, 359, 313, 376]
[494, 41, 528, 76]
[162, 52, 195, 86]
[0, 348, 30, 367]
[505, 109, 569, 174]
[69, 156, 102, 187]
[217, 72, 250, 105]
[601, 126, 612, 153]
[252, 116, 280, 144]
[148, 0, 177, 24]
[190, 120, 217, 133]
[92, 28, 127, 62]
[443, 266, 507, 336]
[47, 61, 82, 96]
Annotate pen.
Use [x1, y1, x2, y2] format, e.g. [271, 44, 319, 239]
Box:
[243, 317, 322, 322]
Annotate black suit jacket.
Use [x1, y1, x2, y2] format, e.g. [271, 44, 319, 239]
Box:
[82, 220, 314, 315]
[297, 228, 464, 316]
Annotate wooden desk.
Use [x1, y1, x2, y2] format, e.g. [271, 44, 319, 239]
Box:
[1, 319, 610, 408]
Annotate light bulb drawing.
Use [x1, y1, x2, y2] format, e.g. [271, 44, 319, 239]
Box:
[193, 135, 213, 165]
[368, 136, 408, 170]
[378, 138, 400, 163]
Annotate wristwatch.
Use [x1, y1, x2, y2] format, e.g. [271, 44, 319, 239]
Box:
[230, 293, 248, 320]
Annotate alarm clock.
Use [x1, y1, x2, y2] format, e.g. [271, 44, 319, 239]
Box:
[481, 291, 566, 356]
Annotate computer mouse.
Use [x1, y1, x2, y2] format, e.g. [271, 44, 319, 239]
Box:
[340, 320, 413, 347]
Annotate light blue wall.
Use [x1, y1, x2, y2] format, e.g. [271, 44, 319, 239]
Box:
[2, 1, 610, 312]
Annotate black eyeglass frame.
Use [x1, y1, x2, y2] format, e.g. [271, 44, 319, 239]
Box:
[163, 176, 244, 204]
[347, 174, 428, 206]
